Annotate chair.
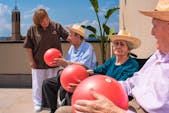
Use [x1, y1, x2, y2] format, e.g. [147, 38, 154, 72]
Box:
[130, 53, 150, 70]
[136, 58, 148, 70]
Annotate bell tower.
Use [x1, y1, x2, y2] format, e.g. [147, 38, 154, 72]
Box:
[12, 0, 21, 40]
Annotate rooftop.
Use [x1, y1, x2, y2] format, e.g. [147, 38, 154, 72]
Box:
[0, 88, 49, 113]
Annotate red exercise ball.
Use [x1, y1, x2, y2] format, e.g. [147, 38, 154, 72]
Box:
[44, 48, 62, 67]
[72, 75, 128, 112]
[60, 64, 89, 93]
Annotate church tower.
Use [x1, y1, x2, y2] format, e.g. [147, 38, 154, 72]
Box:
[12, 0, 21, 40]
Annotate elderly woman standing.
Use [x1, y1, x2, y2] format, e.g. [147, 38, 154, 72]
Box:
[88, 30, 141, 81]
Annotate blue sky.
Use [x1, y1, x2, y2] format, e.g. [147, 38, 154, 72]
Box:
[0, 0, 119, 38]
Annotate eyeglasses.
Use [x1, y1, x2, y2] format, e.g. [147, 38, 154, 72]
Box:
[113, 41, 126, 47]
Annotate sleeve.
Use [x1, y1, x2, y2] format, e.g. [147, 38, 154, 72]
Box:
[78, 45, 97, 69]
[94, 57, 114, 74]
[119, 57, 153, 95]
[23, 27, 33, 49]
[57, 24, 68, 40]
[119, 72, 140, 96]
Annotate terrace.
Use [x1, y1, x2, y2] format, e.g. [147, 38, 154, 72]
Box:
[0, 0, 157, 113]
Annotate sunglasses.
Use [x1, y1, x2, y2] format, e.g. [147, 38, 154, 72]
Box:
[113, 41, 127, 47]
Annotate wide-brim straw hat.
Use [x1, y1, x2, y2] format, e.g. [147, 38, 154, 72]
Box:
[108, 30, 141, 50]
[139, 0, 169, 21]
[66, 24, 86, 38]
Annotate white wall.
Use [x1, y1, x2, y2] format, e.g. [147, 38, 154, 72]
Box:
[120, 0, 158, 58]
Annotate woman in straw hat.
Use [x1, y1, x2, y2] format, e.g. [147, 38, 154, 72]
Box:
[87, 29, 141, 81]
[56, 0, 169, 113]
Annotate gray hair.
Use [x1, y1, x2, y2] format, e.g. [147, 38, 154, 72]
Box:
[126, 41, 133, 50]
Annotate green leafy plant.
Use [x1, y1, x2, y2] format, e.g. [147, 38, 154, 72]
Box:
[82, 0, 119, 63]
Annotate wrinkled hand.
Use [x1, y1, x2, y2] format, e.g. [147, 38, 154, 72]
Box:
[74, 90, 126, 113]
[53, 58, 68, 67]
[67, 79, 81, 92]
[87, 70, 94, 75]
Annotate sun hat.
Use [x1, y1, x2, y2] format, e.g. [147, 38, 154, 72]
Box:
[66, 24, 86, 38]
[139, 0, 169, 21]
[108, 30, 141, 49]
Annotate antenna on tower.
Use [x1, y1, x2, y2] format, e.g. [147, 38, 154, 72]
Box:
[14, 0, 18, 10]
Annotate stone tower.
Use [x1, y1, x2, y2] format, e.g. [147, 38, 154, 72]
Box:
[12, 1, 21, 40]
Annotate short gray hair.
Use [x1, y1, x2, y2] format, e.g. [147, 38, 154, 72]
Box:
[126, 41, 133, 50]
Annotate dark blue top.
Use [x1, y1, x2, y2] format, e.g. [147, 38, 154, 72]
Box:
[93, 56, 139, 81]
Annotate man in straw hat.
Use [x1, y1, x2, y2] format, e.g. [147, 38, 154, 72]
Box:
[56, 0, 169, 113]
[41, 24, 97, 113]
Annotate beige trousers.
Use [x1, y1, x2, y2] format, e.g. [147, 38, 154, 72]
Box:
[55, 99, 148, 113]
[55, 106, 72, 113]
[128, 99, 147, 113]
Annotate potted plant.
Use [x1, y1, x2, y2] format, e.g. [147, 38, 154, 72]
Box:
[82, 0, 119, 63]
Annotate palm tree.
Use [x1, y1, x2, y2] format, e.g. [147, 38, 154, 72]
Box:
[82, 0, 119, 63]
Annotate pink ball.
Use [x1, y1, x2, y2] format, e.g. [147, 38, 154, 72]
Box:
[60, 64, 89, 93]
[44, 48, 62, 67]
[72, 75, 128, 112]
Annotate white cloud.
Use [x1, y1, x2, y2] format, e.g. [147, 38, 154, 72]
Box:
[78, 18, 119, 36]
[21, 4, 50, 36]
[66, 20, 90, 27]
[0, 18, 5, 32]
[79, 20, 89, 26]
[20, 23, 31, 35]
[91, 20, 98, 26]
[23, 4, 50, 19]
[0, 3, 11, 36]
[88, 0, 119, 17]
[108, 22, 119, 32]
[23, 13, 32, 19]
[0, 3, 10, 16]
[0, 18, 11, 36]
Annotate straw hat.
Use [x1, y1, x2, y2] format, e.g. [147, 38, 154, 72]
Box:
[139, 0, 169, 21]
[108, 30, 141, 49]
[66, 24, 86, 38]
